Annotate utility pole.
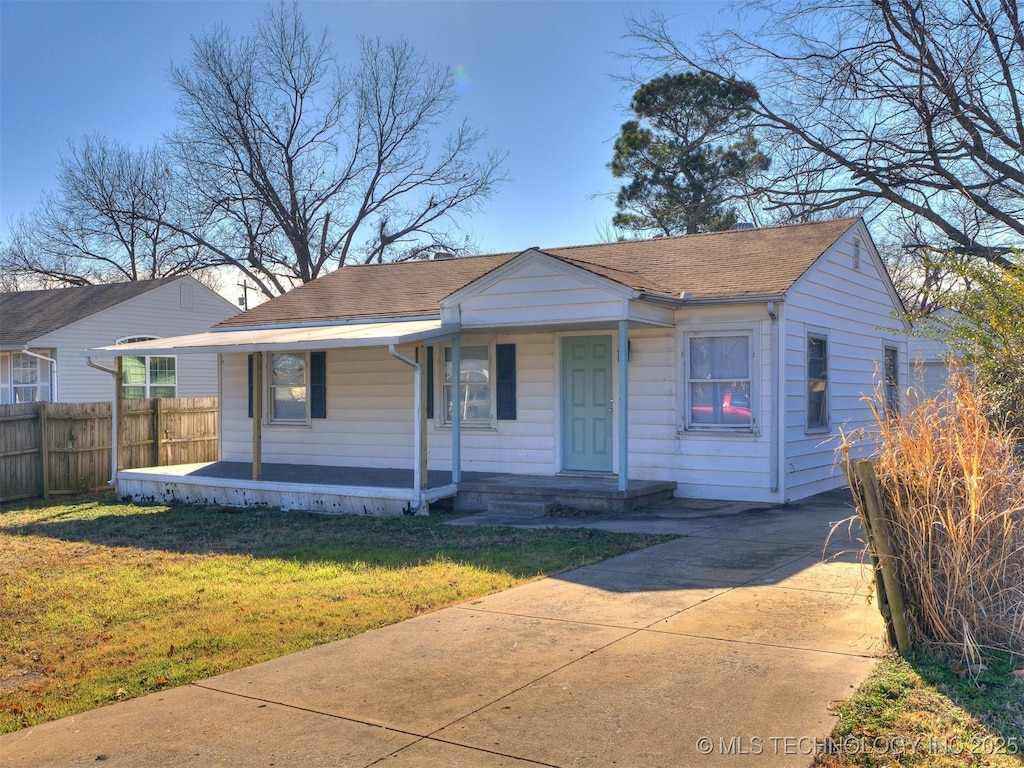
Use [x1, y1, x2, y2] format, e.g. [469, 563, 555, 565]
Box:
[236, 281, 251, 310]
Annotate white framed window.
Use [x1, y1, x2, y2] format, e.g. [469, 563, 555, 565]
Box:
[807, 333, 829, 430]
[7, 352, 52, 403]
[269, 351, 309, 423]
[117, 336, 177, 399]
[440, 343, 493, 427]
[884, 346, 899, 417]
[684, 332, 753, 431]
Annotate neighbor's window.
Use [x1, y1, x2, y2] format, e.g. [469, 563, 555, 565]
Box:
[270, 352, 308, 421]
[884, 346, 899, 417]
[807, 334, 829, 429]
[442, 344, 491, 426]
[117, 336, 177, 399]
[9, 352, 52, 403]
[686, 334, 752, 429]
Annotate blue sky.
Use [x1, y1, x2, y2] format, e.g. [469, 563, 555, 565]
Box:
[0, 1, 725, 254]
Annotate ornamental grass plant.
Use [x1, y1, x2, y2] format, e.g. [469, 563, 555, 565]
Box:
[845, 367, 1024, 664]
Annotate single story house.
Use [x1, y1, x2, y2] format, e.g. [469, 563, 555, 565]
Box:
[104, 217, 909, 513]
[908, 308, 959, 400]
[0, 277, 238, 404]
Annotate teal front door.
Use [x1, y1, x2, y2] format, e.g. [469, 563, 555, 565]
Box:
[561, 335, 613, 472]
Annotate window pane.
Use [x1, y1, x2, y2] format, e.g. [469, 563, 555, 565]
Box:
[149, 357, 176, 386]
[272, 353, 305, 386]
[443, 345, 490, 423]
[123, 385, 146, 400]
[122, 356, 147, 385]
[12, 354, 39, 385]
[151, 386, 176, 398]
[689, 336, 748, 379]
[273, 388, 306, 419]
[808, 382, 828, 426]
[690, 381, 751, 426]
[808, 337, 827, 380]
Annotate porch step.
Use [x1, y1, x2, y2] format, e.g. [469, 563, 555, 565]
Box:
[455, 475, 676, 515]
[486, 499, 556, 517]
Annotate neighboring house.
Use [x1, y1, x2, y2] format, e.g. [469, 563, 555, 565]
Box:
[0, 277, 238, 403]
[107, 218, 909, 509]
[908, 308, 960, 400]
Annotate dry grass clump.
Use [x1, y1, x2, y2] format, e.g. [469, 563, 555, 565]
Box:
[847, 367, 1024, 662]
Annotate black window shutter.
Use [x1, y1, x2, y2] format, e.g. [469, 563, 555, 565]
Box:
[426, 346, 434, 419]
[310, 351, 327, 419]
[496, 344, 516, 420]
[247, 354, 253, 418]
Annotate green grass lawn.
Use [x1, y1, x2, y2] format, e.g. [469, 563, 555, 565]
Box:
[814, 653, 1024, 767]
[0, 495, 673, 734]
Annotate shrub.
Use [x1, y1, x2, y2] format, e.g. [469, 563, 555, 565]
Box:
[844, 368, 1024, 663]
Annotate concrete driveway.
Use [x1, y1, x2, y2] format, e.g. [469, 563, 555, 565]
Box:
[1, 489, 882, 767]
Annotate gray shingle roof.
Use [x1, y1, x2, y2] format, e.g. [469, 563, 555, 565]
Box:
[0, 278, 180, 348]
[212, 217, 861, 329]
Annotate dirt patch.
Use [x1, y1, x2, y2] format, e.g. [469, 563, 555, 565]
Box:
[0, 669, 46, 695]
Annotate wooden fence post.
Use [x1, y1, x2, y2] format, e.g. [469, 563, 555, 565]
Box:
[855, 459, 912, 656]
[155, 397, 165, 467]
[39, 401, 50, 500]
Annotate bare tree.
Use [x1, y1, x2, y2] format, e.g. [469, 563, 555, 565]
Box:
[628, 0, 1024, 268]
[1, 135, 208, 286]
[163, 4, 506, 296]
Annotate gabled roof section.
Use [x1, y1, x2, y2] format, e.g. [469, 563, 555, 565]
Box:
[215, 218, 860, 328]
[543, 217, 858, 300]
[0, 278, 181, 348]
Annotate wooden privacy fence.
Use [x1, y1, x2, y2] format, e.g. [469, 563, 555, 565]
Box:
[0, 397, 217, 503]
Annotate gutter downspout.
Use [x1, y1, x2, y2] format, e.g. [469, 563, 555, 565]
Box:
[388, 344, 425, 513]
[767, 302, 780, 496]
[21, 347, 57, 402]
[86, 357, 119, 486]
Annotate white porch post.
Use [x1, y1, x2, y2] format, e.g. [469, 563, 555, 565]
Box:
[451, 334, 462, 484]
[618, 319, 629, 492]
[252, 351, 262, 481]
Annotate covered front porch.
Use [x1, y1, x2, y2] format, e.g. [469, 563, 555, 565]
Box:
[116, 462, 676, 516]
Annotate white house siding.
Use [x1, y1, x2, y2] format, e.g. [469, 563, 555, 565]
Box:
[668, 304, 777, 502]
[220, 332, 560, 475]
[32, 278, 236, 402]
[221, 327, 688, 481]
[219, 318, 787, 502]
[455, 257, 634, 328]
[781, 223, 908, 501]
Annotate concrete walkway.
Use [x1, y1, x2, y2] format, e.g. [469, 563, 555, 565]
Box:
[1, 490, 883, 767]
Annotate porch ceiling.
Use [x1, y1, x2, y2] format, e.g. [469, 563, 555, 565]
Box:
[92, 318, 448, 355]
